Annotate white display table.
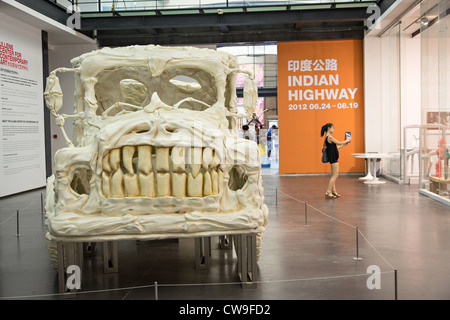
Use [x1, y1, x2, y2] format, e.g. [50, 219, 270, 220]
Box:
[352, 153, 373, 180]
[354, 153, 393, 184]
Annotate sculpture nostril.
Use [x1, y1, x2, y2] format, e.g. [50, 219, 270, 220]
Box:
[70, 167, 92, 195]
[228, 165, 248, 191]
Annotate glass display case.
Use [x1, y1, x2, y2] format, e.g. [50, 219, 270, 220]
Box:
[419, 125, 449, 203]
[418, 0, 450, 205]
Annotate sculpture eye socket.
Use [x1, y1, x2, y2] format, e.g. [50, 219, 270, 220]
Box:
[95, 67, 152, 117]
[160, 68, 217, 111]
[119, 79, 148, 107]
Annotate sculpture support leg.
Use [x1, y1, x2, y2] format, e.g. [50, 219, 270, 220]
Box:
[219, 235, 233, 250]
[57, 242, 83, 293]
[103, 241, 118, 274]
[83, 242, 96, 257]
[195, 237, 211, 269]
[57, 241, 65, 293]
[235, 234, 257, 288]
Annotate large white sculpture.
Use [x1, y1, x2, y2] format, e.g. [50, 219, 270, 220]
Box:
[44, 45, 268, 264]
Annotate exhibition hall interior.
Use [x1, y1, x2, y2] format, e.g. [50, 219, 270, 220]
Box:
[0, 0, 449, 301]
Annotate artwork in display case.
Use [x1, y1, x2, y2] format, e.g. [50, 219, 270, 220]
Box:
[429, 137, 450, 196]
[43, 45, 268, 268]
[419, 125, 450, 199]
[427, 112, 450, 127]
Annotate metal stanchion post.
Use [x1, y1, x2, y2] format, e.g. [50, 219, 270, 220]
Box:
[304, 201, 308, 226]
[353, 226, 362, 260]
[275, 188, 277, 207]
[394, 269, 398, 300]
[154, 281, 158, 300]
[40, 193, 44, 214]
[15, 210, 21, 237]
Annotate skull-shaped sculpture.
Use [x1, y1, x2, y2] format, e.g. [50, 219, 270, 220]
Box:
[44, 45, 268, 264]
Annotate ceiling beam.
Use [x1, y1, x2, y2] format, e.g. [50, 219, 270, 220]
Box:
[377, 0, 398, 16]
[96, 28, 364, 47]
[15, 0, 69, 25]
[219, 24, 230, 33]
[80, 7, 371, 31]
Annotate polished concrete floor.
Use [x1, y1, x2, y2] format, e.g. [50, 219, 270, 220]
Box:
[1, 173, 449, 300]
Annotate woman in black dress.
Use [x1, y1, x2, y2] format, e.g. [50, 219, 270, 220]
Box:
[321, 123, 351, 199]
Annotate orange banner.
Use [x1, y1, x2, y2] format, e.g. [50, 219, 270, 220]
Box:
[277, 40, 365, 174]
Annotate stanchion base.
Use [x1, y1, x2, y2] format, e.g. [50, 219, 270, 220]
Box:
[364, 179, 386, 185]
[353, 257, 363, 261]
[14, 234, 21, 237]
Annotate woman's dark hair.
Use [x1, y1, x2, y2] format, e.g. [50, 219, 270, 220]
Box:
[321, 123, 333, 137]
[242, 125, 249, 131]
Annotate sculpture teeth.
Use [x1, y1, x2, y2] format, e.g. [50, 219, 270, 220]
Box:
[203, 171, 212, 196]
[139, 172, 155, 197]
[187, 172, 203, 197]
[156, 172, 171, 197]
[218, 169, 224, 194]
[101, 145, 223, 199]
[122, 146, 136, 174]
[210, 151, 221, 168]
[124, 173, 139, 197]
[171, 172, 186, 197]
[110, 148, 121, 171]
[211, 169, 218, 194]
[102, 171, 111, 197]
[202, 147, 213, 169]
[102, 153, 112, 172]
[188, 147, 202, 178]
[137, 145, 152, 174]
[110, 168, 124, 197]
[171, 147, 186, 172]
[155, 147, 170, 172]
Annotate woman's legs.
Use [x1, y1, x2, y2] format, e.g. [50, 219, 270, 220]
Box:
[332, 163, 339, 195]
[326, 162, 339, 194]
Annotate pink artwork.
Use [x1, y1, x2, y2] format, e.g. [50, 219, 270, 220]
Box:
[236, 63, 264, 87]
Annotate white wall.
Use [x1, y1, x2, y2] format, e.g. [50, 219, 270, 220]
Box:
[0, 12, 46, 196]
[364, 35, 382, 153]
[364, 30, 421, 179]
[401, 34, 421, 178]
[401, 35, 421, 129]
[48, 43, 98, 160]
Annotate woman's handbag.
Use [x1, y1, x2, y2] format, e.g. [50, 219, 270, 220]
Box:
[321, 137, 328, 163]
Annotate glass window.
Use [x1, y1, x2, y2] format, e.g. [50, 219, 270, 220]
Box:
[419, 0, 450, 205]
[380, 25, 402, 181]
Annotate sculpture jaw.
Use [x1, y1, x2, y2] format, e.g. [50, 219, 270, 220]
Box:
[47, 107, 266, 226]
